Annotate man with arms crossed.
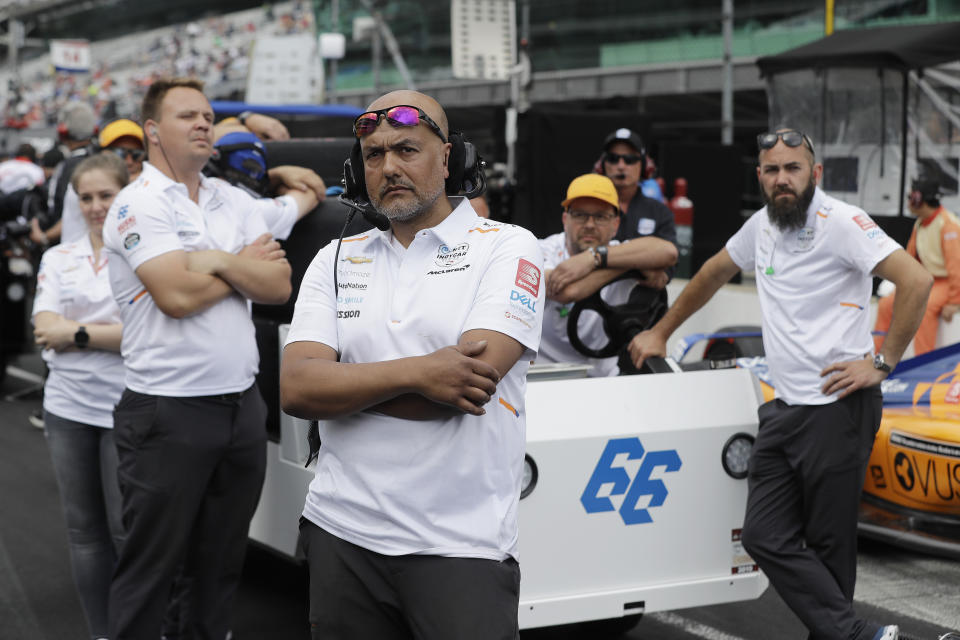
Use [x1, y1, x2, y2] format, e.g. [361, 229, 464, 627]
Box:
[280, 90, 544, 639]
[102, 78, 291, 639]
[629, 129, 932, 640]
[539, 173, 676, 375]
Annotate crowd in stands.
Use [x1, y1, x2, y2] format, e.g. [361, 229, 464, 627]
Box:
[1, 0, 313, 132]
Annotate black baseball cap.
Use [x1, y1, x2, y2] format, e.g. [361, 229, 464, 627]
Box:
[603, 128, 645, 156]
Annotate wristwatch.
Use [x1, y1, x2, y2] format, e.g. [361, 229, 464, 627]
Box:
[237, 110, 254, 127]
[74, 326, 89, 349]
[873, 353, 892, 374]
[595, 245, 608, 269]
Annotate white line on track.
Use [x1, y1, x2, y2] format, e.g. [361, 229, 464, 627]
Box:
[649, 611, 750, 640]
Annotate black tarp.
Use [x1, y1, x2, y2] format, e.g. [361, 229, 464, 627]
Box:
[757, 21, 960, 76]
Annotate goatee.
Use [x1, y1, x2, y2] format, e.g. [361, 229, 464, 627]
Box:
[764, 178, 816, 232]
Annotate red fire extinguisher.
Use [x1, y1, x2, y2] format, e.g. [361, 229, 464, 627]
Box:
[669, 178, 694, 278]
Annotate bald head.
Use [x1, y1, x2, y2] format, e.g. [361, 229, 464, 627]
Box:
[367, 90, 449, 139]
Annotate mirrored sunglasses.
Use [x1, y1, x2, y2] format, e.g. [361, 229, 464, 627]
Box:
[109, 147, 145, 161]
[353, 105, 447, 143]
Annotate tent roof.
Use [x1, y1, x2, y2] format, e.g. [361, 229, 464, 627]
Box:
[756, 21, 960, 76]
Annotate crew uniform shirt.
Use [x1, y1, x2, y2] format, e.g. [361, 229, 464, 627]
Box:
[285, 198, 544, 562]
[0, 157, 44, 193]
[219, 180, 299, 241]
[726, 187, 900, 405]
[907, 206, 960, 302]
[102, 161, 269, 396]
[537, 232, 633, 376]
[32, 234, 125, 427]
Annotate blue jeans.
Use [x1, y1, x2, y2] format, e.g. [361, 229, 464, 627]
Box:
[44, 410, 124, 640]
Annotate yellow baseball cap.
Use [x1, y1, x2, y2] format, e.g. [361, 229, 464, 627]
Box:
[99, 119, 144, 148]
[561, 174, 619, 210]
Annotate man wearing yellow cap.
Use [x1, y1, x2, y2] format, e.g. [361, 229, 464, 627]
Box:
[99, 118, 145, 180]
[537, 174, 677, 375]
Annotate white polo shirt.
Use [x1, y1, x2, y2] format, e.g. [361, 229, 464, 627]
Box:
[726, 187, 900, 405]
[59, 185, 85, 244]
[33, 235, 125, 428]
[102, 162, 268, 396]
[537, 232, 634, 377]
[285, 198, 544, 561]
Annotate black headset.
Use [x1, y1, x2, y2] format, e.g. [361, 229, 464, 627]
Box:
[909, 178, 941, 208]
[339, 131, 487, 230]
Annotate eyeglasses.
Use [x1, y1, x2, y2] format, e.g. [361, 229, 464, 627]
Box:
[353, 105, 447, 143]
[757, 130, 815, 155]
[566, 210, 619, 224]
[109, 147, 145, 161]
[604, 152, 642, 165]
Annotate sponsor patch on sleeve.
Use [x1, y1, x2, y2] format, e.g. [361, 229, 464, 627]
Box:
[515, 258, 541, 297]
[123, 232, 141, 250]
[853, 214, 878, 231]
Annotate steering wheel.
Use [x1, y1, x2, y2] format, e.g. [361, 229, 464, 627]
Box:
[566, 271, 667, 359]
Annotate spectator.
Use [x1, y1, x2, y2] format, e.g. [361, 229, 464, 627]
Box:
[538, 174, 676, 376]
[99, 118, 145, 180]
[628, 127, 932, 640]
[32, 152, 129, 640]
[0, 143, 45, 193]
[280, 90, 544, 639]
[874, 178, 960, 355]
[34, 101, 97, 247]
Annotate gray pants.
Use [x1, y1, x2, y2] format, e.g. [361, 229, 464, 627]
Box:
[301, 520, 521, 640]
[741, 387, 882, 640]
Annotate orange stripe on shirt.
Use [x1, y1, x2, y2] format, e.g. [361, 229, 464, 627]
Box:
[839, 302, 863, 310]
[469, 227, 500, 234]
[341, 235, 369, 243]
[816, 211, 828, 218]
[499, 397, 519, 417]
[129, 288, 148, 305]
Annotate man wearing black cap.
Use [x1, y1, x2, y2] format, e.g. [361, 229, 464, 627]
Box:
[601, 128, 677, 263]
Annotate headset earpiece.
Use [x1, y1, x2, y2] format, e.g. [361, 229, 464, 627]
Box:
[341, 142, 390, 231]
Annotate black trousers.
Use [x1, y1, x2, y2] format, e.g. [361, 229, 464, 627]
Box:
[741, 387, 882, 640]
[108, 386, 267, 640]
[301, 520, 521, 640]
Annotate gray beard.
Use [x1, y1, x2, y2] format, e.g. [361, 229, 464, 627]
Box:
[373, 182, 445, 223]
[764, 179, 816, 232]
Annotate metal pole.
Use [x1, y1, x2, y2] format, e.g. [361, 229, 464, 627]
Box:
[825, 0, 835, 35]
[330, 0, 338, 103]
[372, 22, 381, 94]
[721, 0, 733, 145]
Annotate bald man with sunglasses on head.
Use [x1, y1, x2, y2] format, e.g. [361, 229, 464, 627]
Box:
[628, 128, 931, 640]
[280, 90, 544, 640]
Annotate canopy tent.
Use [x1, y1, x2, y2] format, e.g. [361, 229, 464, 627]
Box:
[755, 22, 960, 219]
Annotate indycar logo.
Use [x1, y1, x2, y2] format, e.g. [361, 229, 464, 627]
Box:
[581, 437, 682, 525]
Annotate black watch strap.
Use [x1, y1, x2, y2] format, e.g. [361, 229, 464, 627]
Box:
[74, 326, 89, 349]
[237, 110, 254, 126]
[596, 245, 608, 269]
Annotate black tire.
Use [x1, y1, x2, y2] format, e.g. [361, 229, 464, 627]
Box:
[702, 325, 764, 362]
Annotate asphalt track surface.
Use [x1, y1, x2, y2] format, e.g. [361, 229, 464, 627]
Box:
[2, 354, 958, 640]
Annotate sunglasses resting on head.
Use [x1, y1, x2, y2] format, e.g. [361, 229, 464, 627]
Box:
[353, 105, 447, 143]
[757, 130, 815, 155]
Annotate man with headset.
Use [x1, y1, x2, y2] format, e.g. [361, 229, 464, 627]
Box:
[874, 177, 960, 355]
[101, 77, 292, 640]
[539, 173, 677, 376]
[629, 128, 931, 640]
[280, 89, 544, 639]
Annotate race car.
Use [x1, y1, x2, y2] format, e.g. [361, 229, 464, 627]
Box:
[674, 328, 960, 560]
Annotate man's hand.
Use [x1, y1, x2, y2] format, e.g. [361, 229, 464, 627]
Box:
[820, 356, 886, 398]
[268, 165, 326, 201]
[243, 113, 290, 141]
[29, 218, 48, 246]
[638, 268, 669, 290]
[942, 304, 960, 322]
[547, 251, 595, 298]
[238, 233, 287, 263]
[34, 315, 79, 352]
[415, 341, 501, 416]
[628, 329, 667, 369]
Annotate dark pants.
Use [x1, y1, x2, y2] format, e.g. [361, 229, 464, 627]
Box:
[108, 386, 267, 640]
[44, 411, 124, 640]
[741, 387, 882, 640]
[301, 520, 521, 640]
